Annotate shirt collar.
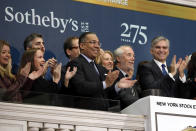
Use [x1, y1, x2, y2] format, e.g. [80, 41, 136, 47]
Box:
[153, 59, 167, 68]
[81, 53, 93, 63]
[117, 67, 127, 77]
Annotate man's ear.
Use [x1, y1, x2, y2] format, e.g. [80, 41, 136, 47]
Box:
[150, 48, 153, 55]
[26, 47, 30, 50]
[116, 56, 120, 63]
[66, 49, 71, 56]
[80, 43, 85, 50]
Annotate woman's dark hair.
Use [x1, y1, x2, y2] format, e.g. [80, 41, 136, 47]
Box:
[18, 49, 39, 74]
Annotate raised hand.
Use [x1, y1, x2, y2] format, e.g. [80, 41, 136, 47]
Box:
[178, 56, 189, 78]
[64, 66, 77, 87]
[20, 62, 31, 77]
[65, 66, 77, 80]
[52, 63, 62, 84]
[43, 60, 49, 75]
[117, 77, 137, 89]
[105, 70, 119, 88]
[170, 55, 182, 76]
[128, 65, 134, 78]
[48, 58, 57, 73]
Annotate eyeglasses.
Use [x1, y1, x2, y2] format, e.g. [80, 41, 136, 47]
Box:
[82, 41, 102, 47]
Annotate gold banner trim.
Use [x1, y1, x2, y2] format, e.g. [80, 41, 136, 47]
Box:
[74, 0, 196, 21]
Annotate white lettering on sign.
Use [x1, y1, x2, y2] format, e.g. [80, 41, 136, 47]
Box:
[120, 23, 148, 45]
[4, 6, 88, 33]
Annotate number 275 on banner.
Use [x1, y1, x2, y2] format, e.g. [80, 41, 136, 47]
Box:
[120, 23, 148, 45]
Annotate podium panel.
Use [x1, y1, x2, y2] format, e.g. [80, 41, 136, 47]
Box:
[121, 96, 196, 131]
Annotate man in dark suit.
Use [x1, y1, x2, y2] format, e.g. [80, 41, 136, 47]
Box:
[58, 36, 79, 108]
[138, 36, 186, 97]
[60, 36, 80, 89]
[67, 32, 120, 111]
[111, 45, 139, 110]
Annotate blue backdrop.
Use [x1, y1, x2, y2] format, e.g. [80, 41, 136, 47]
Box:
[0, 0, 195, 75]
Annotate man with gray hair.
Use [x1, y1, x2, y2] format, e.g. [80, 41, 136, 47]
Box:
[108, 45, 139, 110]
[137, 36, 186, 97]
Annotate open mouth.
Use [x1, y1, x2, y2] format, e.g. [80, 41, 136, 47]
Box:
[129, 61, 134, 64]
[40, 62, 45, 67]
[3, 58, 9, 62]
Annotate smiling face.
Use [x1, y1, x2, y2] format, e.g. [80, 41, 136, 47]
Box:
[151, 40, 169, 63]
[80, 34, 100, 60]
[101, 52, 114, 71]
[34, 50, 45, 71]
[117, 46, 135, 73]
[30, 37, 45, 53]
[0, 45, 11, 67]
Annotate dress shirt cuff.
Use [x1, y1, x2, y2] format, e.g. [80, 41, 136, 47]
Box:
[168, 73, 175, 81]
[115, 83, 121, 93]
[179, 75, 186, 83]
[102, 81, 106, 89]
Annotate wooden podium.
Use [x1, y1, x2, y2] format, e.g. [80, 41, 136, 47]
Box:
[121, 96, 196, 131]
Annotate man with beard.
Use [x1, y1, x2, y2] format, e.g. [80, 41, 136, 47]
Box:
[111, 45, 139, 110]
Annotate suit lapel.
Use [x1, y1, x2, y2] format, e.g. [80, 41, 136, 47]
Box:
[151, 60, 164, 77]
[80, 55, 100, 79]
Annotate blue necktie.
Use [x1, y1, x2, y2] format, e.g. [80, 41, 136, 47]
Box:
[161, 64, 167, 75]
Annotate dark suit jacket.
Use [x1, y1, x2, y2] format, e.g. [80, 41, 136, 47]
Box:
[176, 77, 196, 99]
[67, 54, 109, 111]
[138, 60, 178, 97]
[108, 67, 139, 110]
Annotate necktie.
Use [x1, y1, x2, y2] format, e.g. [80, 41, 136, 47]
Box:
[124, 74, 135, 96]
[161, 64, 167, 75]
[90, 61, 99, 75]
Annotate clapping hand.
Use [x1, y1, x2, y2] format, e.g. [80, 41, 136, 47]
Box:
[52, 63, 62, 84]
[170, 55, 182, 76]
[20, 62, 31, 77]
[178, 55, 189, 78]
[105, 70, 119, 88]
[117, 77, 137, 89]
[64, 66, 77, 87]
[42, 60, 49, 75]
[48, 58, 57, 75]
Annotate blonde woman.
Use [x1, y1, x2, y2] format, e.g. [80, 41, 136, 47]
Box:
[96, 50, 114, 71]
[0, 40, 31, 101]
